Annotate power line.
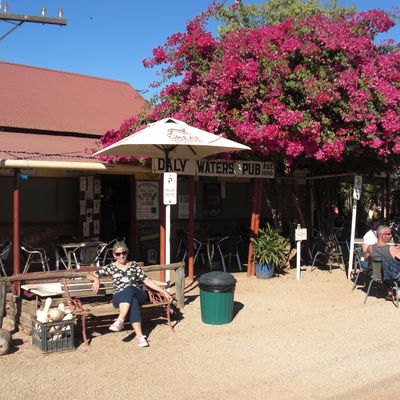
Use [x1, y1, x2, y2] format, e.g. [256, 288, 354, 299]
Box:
[0, 3, 67, 41]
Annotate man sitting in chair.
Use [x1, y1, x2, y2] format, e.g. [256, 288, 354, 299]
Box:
[367, 225, 400, 280]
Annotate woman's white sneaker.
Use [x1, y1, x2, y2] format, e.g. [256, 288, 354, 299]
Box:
[137, 335, 149, 347]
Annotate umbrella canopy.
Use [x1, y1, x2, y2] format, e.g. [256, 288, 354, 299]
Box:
[93, 117, 251, 284]
[93, 117, 251, 161]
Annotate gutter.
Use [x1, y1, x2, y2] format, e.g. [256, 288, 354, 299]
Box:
[0, 159, 150, 173]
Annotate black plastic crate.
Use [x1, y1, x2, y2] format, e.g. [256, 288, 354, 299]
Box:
[31, 317, 75, 353]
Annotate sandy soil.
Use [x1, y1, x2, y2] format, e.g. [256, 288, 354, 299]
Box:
[1, 266, 400, 400]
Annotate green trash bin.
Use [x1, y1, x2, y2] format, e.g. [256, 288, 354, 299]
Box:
[198, 271, 237, 325]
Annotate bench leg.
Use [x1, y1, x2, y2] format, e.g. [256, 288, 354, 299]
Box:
[81, 314, 89, 345]
[165, 304, 174, 332]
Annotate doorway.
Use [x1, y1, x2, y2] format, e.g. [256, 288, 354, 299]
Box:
[100, 175, 131, 248]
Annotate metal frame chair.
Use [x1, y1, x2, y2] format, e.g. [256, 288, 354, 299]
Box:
[21, 242, 50, 273]
[0, 241, 12, 276]
[351, 246, 370, 291]
[70, 241, 105, 269]
[216, 235, 243, 272]
[311, 233, 345, 273]
[364, 257, 399, 307]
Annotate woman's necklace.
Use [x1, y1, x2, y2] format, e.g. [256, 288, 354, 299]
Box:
[116, 261, 129, 271]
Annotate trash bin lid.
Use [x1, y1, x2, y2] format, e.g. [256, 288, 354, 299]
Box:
[198, 271, 236, 286]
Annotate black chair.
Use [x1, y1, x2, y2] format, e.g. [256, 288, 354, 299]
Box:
[0, 241, 12, 276]
[364, 257, 399, 307]
[21, 242, 50, 273]
[175, 230, 188, 262]
[311, 233, 345, 273]
[217, 235, 243, 271]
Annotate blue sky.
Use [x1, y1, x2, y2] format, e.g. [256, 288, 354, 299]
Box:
[0, 0, 399, 101]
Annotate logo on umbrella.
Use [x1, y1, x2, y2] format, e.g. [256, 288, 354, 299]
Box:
[167, 129, 202, 144]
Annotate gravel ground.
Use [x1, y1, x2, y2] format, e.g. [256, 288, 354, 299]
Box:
[1, 266, 400, 400]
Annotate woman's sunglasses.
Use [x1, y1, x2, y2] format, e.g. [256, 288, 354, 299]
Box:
[114, 251, 128, 257]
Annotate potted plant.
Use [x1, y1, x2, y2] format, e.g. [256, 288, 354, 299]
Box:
[251, 224, 288, 279]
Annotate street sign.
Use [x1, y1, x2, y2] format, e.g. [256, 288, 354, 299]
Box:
[353, 175, 362, 200]
[163, 173, 177, 205]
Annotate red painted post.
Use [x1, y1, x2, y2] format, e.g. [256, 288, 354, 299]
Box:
[247, 179, 259, 277]
[129, 175, 137, 256]
[188, 177, 195, 282]
[252, 179, 263, 276]
[12, 169, 20, 295]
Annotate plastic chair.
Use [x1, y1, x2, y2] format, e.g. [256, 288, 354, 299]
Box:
[364, 257, 399, 307]
[21, 242, 50, 273]
[0, 241, 12, 276]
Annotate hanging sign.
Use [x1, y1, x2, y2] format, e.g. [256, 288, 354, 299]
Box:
[152, 158, 274, 178]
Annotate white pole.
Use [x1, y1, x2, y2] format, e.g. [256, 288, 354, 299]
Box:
[296, 240, 301, 280]
[165, 204, 171, 288]
[347, 200, 357, 280]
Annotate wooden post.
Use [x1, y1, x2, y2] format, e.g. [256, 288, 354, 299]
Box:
[0, 282, 6, 328]
[174, 264, 185, 309]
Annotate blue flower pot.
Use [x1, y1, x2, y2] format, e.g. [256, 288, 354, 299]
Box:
[256, 262, 275, 279]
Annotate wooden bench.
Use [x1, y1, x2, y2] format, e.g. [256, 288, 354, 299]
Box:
[0, 262, 185, 346]
[60, 276, 175, 344]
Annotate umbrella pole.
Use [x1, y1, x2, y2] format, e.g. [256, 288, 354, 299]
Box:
[164, 149, 172, 288]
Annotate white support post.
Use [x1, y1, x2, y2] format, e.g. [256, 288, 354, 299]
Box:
[347, 201, 357, 280]
[165, 204, 171, 288]
[296, 240, 301, 281]
[348, 175, 362, 280]
[295, 224, 307, 281]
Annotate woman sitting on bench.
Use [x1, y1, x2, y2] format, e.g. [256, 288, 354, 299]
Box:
[87, 241, 172, 347]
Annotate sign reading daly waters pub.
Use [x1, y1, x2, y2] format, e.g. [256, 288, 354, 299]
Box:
[152, 158, 274, 178]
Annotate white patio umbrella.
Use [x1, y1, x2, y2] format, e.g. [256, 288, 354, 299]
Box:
[93, 118, 251, 282]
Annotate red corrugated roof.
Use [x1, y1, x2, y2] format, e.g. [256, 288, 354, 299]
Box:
[0, 131, 101, 162]
[0, 62, 147, 137]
